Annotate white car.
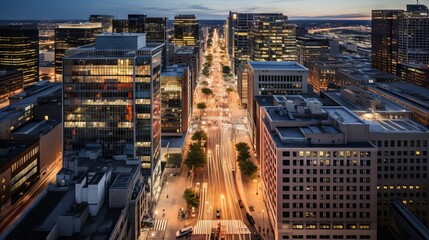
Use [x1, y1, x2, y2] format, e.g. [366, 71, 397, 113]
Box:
[176, 226, 193, 238]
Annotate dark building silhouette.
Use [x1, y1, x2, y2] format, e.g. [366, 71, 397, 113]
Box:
[128, 14, 147, 33]
[89, 15, 114, 33]
[173, 15, 199, 46]
[0, 25, 39, 86]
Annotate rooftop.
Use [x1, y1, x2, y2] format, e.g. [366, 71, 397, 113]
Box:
[57, 22, 102, 29]
[248, 61, 308, 71]
[12, 119, 60, 136]
[0, 141, 36, 171]
[323, 106, 365, 124]
[111, 174, 132, 189]
[368, 119, 428, 133]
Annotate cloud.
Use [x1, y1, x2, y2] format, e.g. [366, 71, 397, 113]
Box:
[187, 4, 215, 11]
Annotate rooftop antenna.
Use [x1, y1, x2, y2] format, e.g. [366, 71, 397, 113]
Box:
[417, 0, 420, 4]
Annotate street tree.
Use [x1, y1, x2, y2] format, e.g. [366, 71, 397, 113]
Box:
[226, 87, 234, 95]
[238, 160, 258, 178]
[183, 188, 200, 208]
[222, 66, 231, 74]
[201, 88, 213, 99]
[235, 142, 250, 153]
[185, 143, 206, 170]
[196, 102, 207, 117]
[192, 130, 208, 144]
[200, 80, 209, 87]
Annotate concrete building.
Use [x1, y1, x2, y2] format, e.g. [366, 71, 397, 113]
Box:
[161, 65, 191, 137]
[54, 23, 102, 80]
[0, 25, 39, 86]
[322, 86, 429, 227]
[112, 19, 129, 33]
[173, 15, 199, 47]
[6, 155, 146, 240]
[260, 97, 377, 240]
[335, 68, 400, 88]
[396, 63, 429, 88]
[246, 61, 308, 148]
[63, 33, 164, 198]
[0, 70, 23, 106]
[173, 46, 200, 95]
[237, 63, 249, 108]
[306, 60, 356, 92]
[367, 82, 429, 126]
[250, 14, 297, 62]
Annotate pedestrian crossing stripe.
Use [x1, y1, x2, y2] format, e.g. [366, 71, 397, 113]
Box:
[151, 219, 167, 231]
[193, 220, 251, 235]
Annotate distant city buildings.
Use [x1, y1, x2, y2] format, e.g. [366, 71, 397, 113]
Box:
[0, 25, 39, 86]
[296, 36, 330, 65]
[173, 15, 199, 46]
[161, 65, 191, 137]
[89, 14, 114, 32]
[54, 23, 102, 81]
[62, 33, 164, 197]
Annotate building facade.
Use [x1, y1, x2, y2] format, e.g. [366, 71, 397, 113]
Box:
[396, 63, 429, 88]
[0, 70, 23, 105]
[89, 15, 114, 33]
[161, 66, 191, 137]
[54, 23, 102, 81]
[297, 37, 330, 65]
[63, 33, 164, 194]
[0, 25, 39, 86]
[173, 15, 199, 46]
[260, 99, 377, 240]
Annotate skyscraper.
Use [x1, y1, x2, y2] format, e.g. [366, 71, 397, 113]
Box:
[297, 36, 330, 65]
[54, 23, 102, 80]
[0, 25, 39, 86]
[63, 33, 164, 194]
[145, 17, 169, 68]
[173, 15, 199, 46]
[372, 4, 429, 75]
[128, 14, 147, 33]
[250, 14, 297, 62]
[112, 19, 129, 33]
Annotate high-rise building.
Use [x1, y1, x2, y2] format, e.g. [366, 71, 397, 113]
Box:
[227, 12, 254, 73]
[260, 97, 377, 240]
[161, 65, 191, 137]
[246, 61, 308, 149]
[128, 14, 147, 33]
[398, 4, 429, 65]
[89, 15, 114, 32]
[54, 23, 102, 80]
[371, 10, 402, 75]
[372, 4, 429, 75]
[250, 14, 297, 62]
[112, 19, 129, 33]
[0, 25, 39, 86]
[397, 63, 429, 88]
[297, 36, 330, 65]
[63, 33, 164, 195]
[145, 17, 169, 68]
[173, 46, 200, 95]
[173, 15, 199, 46]
[237, 63, 249, 108]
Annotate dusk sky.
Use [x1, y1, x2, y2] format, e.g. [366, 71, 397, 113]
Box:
[0, 0, 412, 20]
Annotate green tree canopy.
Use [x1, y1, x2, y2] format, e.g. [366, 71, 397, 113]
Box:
[222, 66, 231, 74]
[200, 80, 209, 87]
[201, 88, 213, 97]
[185, 142, 206, 170]
[239, 160, 258, 178]
[192, 130, 208, 142]
[235, 142, 250, 153]
[183, 188, 200, 208]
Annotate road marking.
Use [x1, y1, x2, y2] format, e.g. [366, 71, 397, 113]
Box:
[151, 219, 167, 231]
[193, 220, 251, 235]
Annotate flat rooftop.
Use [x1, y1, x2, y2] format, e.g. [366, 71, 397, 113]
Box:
[323, 106, 365, 124]
[369, 82, 429, 112]
[323, 91, 410, 113]
[248, 61, 308, 71]
[111, 174, 132, 189]
[0, 141, 35, 170]
[12, 119, 60, 136]
[369, 119, 428, 133]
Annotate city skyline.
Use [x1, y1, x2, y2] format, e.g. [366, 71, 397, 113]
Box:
[0, 0, 417, 20]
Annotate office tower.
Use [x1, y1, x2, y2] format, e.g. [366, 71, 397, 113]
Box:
[322, 86, 429, 227]
[250, 14, 297, 62]
[89, 15, 114, 32]
[398, 4, 429, 65]
[161, 66, 191, 137]
[0, 25, 39, 86]
[54, 23, 102, 80]
[173, 15, 199, 46]
[371, 10, 402, 75]
[112, 19, 129, 33]
[246, 61, 308, 149]
[145, 17, 168, 68]
[0, 70, 23, 105]
[372, 4, 429, 75]
[128, 14, 146, 33]
[260, 97, 377, 240]
[173, 46, 200, 95]
[397, 63, 429, 88]
[297, 37, 330, 65]
[237, 63, 248, 108]
[63, 33, 164, 195]
[227, 12, 254, 73]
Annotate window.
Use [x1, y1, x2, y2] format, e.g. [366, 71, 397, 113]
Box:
[293, 224, 303, 229]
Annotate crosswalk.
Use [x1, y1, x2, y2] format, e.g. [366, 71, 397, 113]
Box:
[151, 219, 167, 231]
[193, 220, 251, 235]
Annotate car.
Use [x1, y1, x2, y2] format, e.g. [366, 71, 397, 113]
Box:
[238, 200, 244, 208]
[246, 213, 255, 225]
[216, 208, 221, 218]
[254, 235, 262, 240]
[176, 226, 193, 238]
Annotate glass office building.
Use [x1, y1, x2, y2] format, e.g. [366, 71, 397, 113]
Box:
[63, 33, 163, 193]
[173, 15, 199, 46]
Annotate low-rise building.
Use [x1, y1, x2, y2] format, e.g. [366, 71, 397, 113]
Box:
[0, 70, 23, 106]
[396, 63, 429, 89]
